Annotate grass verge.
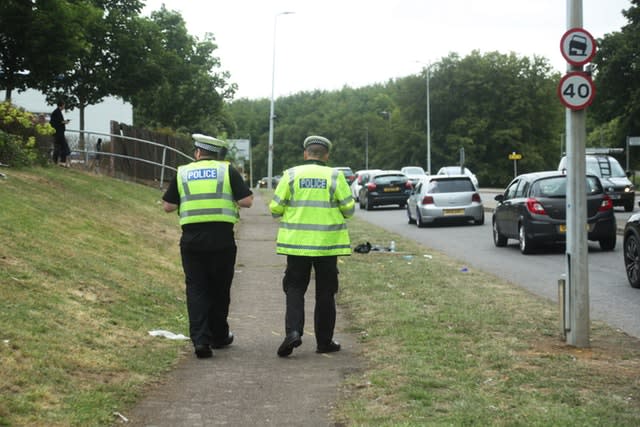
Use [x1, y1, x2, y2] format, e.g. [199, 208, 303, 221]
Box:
[334, 216, 640, 425]
[0, 167, 187, 426]
[2, 170, 640, 425]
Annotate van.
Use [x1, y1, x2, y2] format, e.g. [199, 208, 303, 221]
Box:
[558, 152, 635, 212]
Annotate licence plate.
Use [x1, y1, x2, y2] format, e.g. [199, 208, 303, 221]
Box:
[384, 186, 399, 192]
[443, 209, 464, 216]
[559, 224, 591, 233]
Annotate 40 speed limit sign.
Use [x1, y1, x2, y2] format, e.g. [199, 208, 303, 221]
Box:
[557, 72, 596, 110]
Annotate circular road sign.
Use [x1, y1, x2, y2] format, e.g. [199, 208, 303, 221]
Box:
[557, 72, 596, 110]
[560, 28, 597, 66]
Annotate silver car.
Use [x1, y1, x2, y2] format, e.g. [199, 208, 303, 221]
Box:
[406, 175, 484, 227]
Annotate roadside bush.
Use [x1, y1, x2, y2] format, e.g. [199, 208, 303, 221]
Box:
[0, 102, 54, 166]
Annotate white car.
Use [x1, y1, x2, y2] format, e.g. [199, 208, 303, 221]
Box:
[351, 169, 381, 201]
[400, 166, 427, 187]
[437, 166, 479, 189]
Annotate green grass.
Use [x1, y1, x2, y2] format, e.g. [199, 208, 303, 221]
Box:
[334, 218, 640, 425]
[2, 169, 640, 426]
[0, 167, 187, 426]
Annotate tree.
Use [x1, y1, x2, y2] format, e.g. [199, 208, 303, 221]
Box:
[131, 6, 236, 135]
[0, 0, 87, 101]
[42, 0, 149, 146]
[592, 0, 640, 147]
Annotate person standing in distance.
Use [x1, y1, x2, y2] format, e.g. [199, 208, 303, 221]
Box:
[269, 135, 355, 357]
[50, 100, 71, 167]
[162, 134, 253, 359]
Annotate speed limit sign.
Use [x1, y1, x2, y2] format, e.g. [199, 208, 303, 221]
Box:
[557, 72, 596, 110]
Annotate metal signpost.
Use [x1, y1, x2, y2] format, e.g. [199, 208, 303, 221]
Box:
[558, 0, 594, 348]
[508, 152, 522, 178]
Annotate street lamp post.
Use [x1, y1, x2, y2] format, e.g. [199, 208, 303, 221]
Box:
[267, 11, 294, 189]
[426, 65, 432, 175]
[364, 126, 369, 169]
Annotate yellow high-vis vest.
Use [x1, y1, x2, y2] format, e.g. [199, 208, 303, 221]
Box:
[269, 164, 355, 256]
[177, 160, 238, 226]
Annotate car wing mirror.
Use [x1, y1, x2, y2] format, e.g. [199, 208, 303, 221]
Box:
[494, 194, 505, 203]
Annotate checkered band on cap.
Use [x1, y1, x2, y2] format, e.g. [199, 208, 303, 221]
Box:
[192, 133, 227, 152]
[303, 135, 332, 150]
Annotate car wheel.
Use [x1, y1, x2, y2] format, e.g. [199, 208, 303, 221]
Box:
[416, 208, 425, 228]
[407, 205, 416, 224]
[518, 223, 534, 254]
[624, 231, 640, 288]
[599, 234, 616, 251]
[365, 197, 373, 211]
[359, 195, 365, 209]
[474, 211, 485, 225]
[492, 219, 507, 247]
[625, 200, 634, 212]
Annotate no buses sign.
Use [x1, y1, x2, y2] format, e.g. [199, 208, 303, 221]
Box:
[558, 27, 597, 111]
[557, 72, 596, 110]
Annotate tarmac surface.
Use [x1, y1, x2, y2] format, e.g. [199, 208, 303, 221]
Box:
[124, 192, 360, 426]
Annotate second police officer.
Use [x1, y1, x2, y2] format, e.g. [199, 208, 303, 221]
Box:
[269, 135, 355, 357]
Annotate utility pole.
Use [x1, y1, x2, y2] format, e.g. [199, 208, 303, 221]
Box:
[564, 0, 590, 347]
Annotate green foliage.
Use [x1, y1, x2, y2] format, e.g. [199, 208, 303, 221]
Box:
[0, 102, 54, 166]
[0, 0, 90, 100]
[228, 51, 563, 187]
[592, 0, 640, 165]
[131, 7, 236, 134]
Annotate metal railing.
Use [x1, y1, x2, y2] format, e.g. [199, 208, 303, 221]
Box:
[65, 129, 193, 188]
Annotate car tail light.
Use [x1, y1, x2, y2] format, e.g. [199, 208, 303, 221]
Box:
[421, 195, 434, 205]
[599, 194, 614, 212]
[366, 182, 377, 191]
[405, 181, 413, 189]
[526, 197, 546, 215]
[472, 193, 482, 203]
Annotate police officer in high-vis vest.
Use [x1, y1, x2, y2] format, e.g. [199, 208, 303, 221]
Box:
[269, 135, 355, 357]
[163, 134, 253, 358]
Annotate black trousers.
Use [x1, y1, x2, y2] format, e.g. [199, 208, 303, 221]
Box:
[180, 246, 237, 346]
[52, 135, 70, 163]
[282, 255, 339, 346]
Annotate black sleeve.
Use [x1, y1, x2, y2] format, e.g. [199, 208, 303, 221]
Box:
[162, 177, 180, 204]
[50, 109, 62, 130]
[229, 166, 253, 201]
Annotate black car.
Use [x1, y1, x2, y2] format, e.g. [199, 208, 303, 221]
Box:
[623, 214, 640, 288]
[358, 170, 412, 210]
[492, 171, 616, 254]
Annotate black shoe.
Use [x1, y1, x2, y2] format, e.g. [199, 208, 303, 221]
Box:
[194, 344, 213, 359]
[277, 331, 302, 357]
[211, 332, 234, 349]
[316, 340, 341, 354]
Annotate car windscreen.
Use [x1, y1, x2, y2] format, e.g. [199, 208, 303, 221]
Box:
[374, 174, 406, 185]
[530, 176, 601, 197]
[429, 178, 474, 193]
[403, 167, 424, 175]
[586, 157, 626, 178]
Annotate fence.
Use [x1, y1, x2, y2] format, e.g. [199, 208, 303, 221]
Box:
[64, 124, 193, 189]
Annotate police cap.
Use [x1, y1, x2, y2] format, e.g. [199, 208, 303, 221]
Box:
[192, 133, 228, 153]
[302, 135, 332, 151]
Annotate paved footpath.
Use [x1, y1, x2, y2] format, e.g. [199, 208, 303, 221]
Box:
[125, 192, 360, 426]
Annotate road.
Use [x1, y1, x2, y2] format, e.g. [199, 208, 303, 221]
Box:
[354, 199, 640, 339]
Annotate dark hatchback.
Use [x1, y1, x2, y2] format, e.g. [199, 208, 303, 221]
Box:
[358, 170, 412, 210]
[492, 171, 616, 254]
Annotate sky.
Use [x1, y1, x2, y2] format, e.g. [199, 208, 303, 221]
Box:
[142, 0, 631, 100]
